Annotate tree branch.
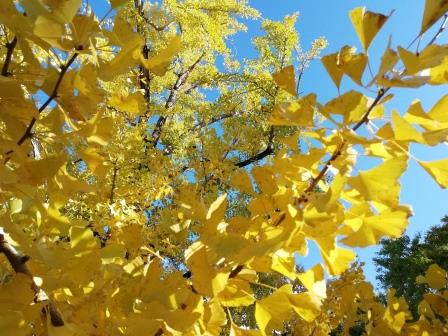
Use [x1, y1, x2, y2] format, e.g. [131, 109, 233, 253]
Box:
[151, 53, 205, 146]
[1, 36, 17, 77]
[110, 161, 119, 204]
[296, 88, 388, 204]
[0, 233, 64, 326]
[17, 53, 78, 146]
[235, 126, 275, 168]
[189, 112, 237, 132]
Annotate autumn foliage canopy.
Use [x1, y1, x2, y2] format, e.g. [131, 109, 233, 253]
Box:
[0, 0, 448, 335]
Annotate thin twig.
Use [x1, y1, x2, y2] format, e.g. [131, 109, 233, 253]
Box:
[425, 14, 448, 48]
[1, 36, 17, 77]
[151, 53, 205, 147]
[17, 53, 78, 146]
[235, 126, 275, 168]
[296, 88, 388, 204]
[0, 234, 64, 326]
[110, 160, 119, 204]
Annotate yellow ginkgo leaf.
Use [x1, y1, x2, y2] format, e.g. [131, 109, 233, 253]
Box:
[185, 242, 228, 297]
[322, 52, 344, 89]
[421, 0, 448, 34]
[272, 65, 296, 96]
[33, 15, 72, 50]
[315, 235, 356, 275]
[108, 92, 146, 116]
[322, 46, 367, 88]
[100, 35, 143, 81]
[430, 56, 448, 84]
[416, 264, 447, 289]
[0, 273, 35, 305]
[217, 279, 255, 307]
[398, 45, 448, 75]
[79, 148, 107, 178]
[323, 90, 367, 124]
[339, 46, 368, 86]
[419, 158, 448, 188]
[342, 207, 411, 247]
[298, 264, 326, 298]
[271, 249, 297, 280]
[0, 165, 19, 185]
[349, 7, 389, 50]
[269, 94, 316, 126]
[373, 39, 399, 84]
[69, 226, 98, 251]
[289, 292, 322, 322]
[142, 36, 182, 76]
[231, 170, 254, 194]
[391, 110, 425, 143]
[403, 100, 435, 131]
[348, 155, 408, 206]
[52, 0, 82, 24]
[206, 193, 227, 227]
[255, 285, 292, 336]
[428, 94, 448, 123]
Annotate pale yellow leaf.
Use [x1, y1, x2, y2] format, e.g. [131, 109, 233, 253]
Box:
[349, 7, 389, 50]
[419, 158, 448, 188]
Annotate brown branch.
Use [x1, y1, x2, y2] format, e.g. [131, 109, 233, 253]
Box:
[17, 53, 78, 146]
[151, 53, 205, 146]
[1, 36, 17, 77]
[295, 88, 388, 204]
[229, 264, 244, 278]
[0, 233, 64, 326]
[110, 161, 119, 204]
[189, 112, 237, 132]
[352, 88, 387, 132]
[235, 126, 275, 168]
[139, 45, 152, 121]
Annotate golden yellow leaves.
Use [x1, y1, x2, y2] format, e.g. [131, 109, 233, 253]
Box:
[348, 155, 408, 207]
[20, 0, 84, 50]
[255, 285, 321, 335]
[0, 273, 40, 336]
[418, 159, 448, 188]
[272, 65, 296, 96]
[421, 0, 448, 34]
[141, 36, 183, 76]
[109, 92, 146, 117]
[322, 46, 367, 89]
[69, 226, 97, 251]
[417, 264, 447, 289]
[110, 0, 130, 9]
[349, 7, 390, 51]
[298, 264, 326, 298]
[323, 91, 367, 125]
[342, 207, 411, 247]
[269, 94, 316, 127]
[217, 279, 255, 307]
[185, 242, 228, 297]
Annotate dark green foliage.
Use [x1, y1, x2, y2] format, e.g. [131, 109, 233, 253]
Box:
[374, 216, 448, 319]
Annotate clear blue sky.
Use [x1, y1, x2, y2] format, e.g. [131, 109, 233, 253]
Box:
[240, 0, 448, 286]
[92, 1, 448, 287]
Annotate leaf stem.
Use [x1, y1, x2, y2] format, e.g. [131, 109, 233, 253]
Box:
[17, 53, 78, 146]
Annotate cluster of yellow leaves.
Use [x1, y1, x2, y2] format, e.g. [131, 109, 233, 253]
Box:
[0, 0, 448, 335]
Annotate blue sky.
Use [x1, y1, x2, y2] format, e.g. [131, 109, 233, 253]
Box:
[92, 0, 448, 287]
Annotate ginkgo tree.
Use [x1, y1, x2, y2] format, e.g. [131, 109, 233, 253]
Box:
[0, 0, 448, 335]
